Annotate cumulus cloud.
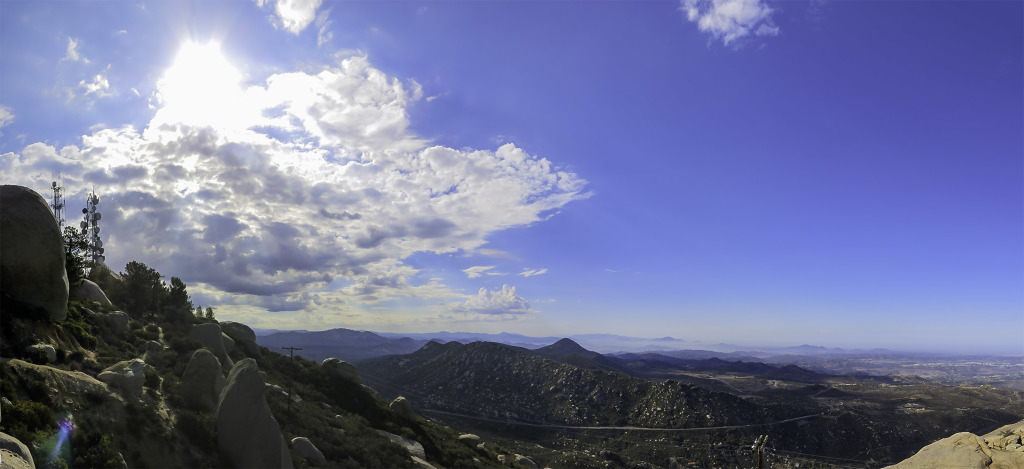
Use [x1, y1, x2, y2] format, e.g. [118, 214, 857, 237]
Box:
[454, 285, 535, 315]
[266, 0, 323, 35]
[3, 53, 586, 326]
[681, 0, 779, 45]
[518, 268, 548, 277]
[0, 105, 13, 136]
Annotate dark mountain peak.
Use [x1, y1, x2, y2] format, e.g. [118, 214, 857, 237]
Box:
[539, 338, 587, 354]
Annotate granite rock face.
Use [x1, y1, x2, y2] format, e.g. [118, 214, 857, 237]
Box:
[886, 421, 1024, 469]
[322, 357, 360, 384]
[181, 349, 226, 412]
[0, 185, 68, 321]
[71, 279, 114, 307]
[217, 358, 293, 468]
[98, 359, 146, 397]
[190, 323, 234, 368]
[221, 322, 261, 358]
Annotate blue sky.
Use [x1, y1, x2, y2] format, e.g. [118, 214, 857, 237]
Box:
[2, 0, 1021, 353]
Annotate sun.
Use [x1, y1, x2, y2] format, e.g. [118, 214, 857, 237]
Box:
[157, 41, 246, 129]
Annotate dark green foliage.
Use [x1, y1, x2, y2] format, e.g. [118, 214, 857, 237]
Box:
[70, 431, 123, 468]
[204, 307, 214, 319]
[116, 261, 167, 317]
[144, 365, 161, 389]
[1, 399, 56, 445]
[62, 226, 90, 288]
[63, 300, 98, 348]
[176, 409, 217, 453]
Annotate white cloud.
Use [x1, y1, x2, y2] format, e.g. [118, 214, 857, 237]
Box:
[3, 54, 586, 329]
[80, 72, 112, 97]
[518, 268, 548, 277]
[271, 0, 323, 34]
[454, 285, 535, 315]
[62, 37, 90, 63]
[463, 265, 496, 279]
[315, 10, 333, 47]
[681, 0, 779, 45]
[0, 105, 13, 130]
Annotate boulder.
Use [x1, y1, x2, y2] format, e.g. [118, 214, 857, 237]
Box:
[515, 454, 538, 467]
[140, 340, 164, 360]
[70, 279, 113, 307]
[390, 396, 416, 421]
[181, 349, 226, 412]
[411, 456, 437, 469]
[217, 358, 292, 469]
[886, 432, 992, 468]
[190, 323, 233, 368]
[29, 344, 57, 363]
[377, 430, 426, 460]
[102, 311, 130, 335]
[290, 437, 326, 466]
[98, 359, 146, 397]
[0, 185, 68, 321]
[322, 358, 361, 384]
[221, 321, 261, 358]
[458, 434, 480, 446]
[222, 332, 235, 352]
[0, 431, 35, 469]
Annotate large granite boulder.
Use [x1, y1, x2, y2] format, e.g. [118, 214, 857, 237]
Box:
[377, 430, 426, 460]
[322, 358, 360, 384]
[0, 185, 68, 321]
[102, 311, 130, 335]
[0, 431, 35, 469]
[29, 344, 57, 363]
[221, 321, 261, 358]
[189, 323, 233, 368]
[98, 359, 146, 397]
[181, 349, 226, 412]
[390, 396, 416, 421]
[887, 432, 992, 468]
[70, 279, 114, 307]
[291, 437, 326, 466]
[217, 358, 292, 468]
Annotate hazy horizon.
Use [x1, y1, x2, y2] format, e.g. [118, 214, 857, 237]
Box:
[2, 1, 1020, 352]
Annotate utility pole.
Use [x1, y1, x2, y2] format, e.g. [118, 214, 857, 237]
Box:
[282, 346, 302, 413]
[752, 435, 769, 469]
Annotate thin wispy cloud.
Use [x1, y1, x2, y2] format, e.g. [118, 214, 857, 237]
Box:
[518, 268, 548, 278]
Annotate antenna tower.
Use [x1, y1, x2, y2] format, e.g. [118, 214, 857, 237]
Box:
[80, 190, 105, 267]
[50, 176, 66, 228]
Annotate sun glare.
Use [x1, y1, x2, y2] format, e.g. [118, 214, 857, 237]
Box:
[158, 41, 246, 128]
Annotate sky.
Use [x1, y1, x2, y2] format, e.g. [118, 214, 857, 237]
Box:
[1, 0, 1021, 353]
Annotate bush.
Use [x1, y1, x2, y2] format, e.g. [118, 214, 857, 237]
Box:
[1, 399, 56, 445]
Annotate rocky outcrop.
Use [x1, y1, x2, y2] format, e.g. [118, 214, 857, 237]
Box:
[98, 359, 146, 397]
[514, 454, 538, 467]
[217, 358, 292, 468]
[390, 396, 416, 421]
[411, 456, 437, 468]
[181, 349, 226, 412]
[377, 430, 426, 459]
[291, 437, 326, 466]
[190, 323, 233, 368]
[886, 421, 1024, 469]
[102, 311, 130, 335]
[221, 322, 261, 358]
[70, 279, 113, 307]
[0, 185, 68, 321]
[29, 343, 57, 363]
[458, 434, 480, 446]
[322, 357, 360, 384]
[0, 431, 35, 469]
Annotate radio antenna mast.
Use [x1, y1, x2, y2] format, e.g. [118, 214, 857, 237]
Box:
[80, 189, 105, 270]
[50, 175, 66, 228]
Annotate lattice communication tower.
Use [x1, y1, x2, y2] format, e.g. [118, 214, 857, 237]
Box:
[50, 179, 66, 228]
[80, 191, 105, 266]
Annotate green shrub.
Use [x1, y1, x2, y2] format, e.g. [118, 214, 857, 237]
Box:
[1, 399, 56, 445]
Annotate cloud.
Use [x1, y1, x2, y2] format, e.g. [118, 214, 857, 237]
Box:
[315, 9, 333, 47]
[62, 37, 89, 63]
[0, 105, 13, 136]
[3, 54, 586, 327]
[518, 268, 548, 277]
[268, 0, 323, 35]
[454, 285, 535, 315]
[80, 72, 112, 97]
[463, 265, 497, 279]
[681, 0, 779, 45]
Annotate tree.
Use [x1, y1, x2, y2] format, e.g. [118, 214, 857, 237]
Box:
[119, 261, 166, 317]
[205, 307, 214, 319]
[195, 306, 203, 318]
[165, 277, 193, 322]
[62, 226, 90, 287]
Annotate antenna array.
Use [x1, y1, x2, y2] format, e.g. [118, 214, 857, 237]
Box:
[50, 178, 66, 228]
[80, 191, 105, 266]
